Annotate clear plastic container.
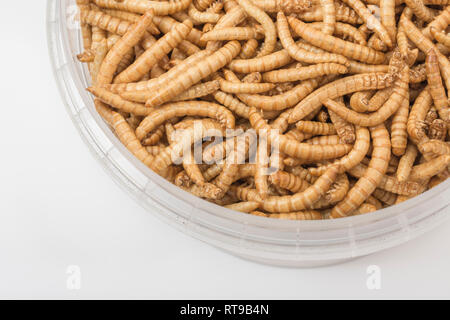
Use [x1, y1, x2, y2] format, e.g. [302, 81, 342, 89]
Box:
[47, 0, 450, 267]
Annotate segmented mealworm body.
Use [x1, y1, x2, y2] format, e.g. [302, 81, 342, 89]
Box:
[320, 0, 336, 35]
[288, 16, 385, 64]
[81, 9, 133, 36]
[201, 26, 264, 41]
[173, 80, 220, 101]
[240, 39, 259, 59]
[262, 211, 323, 220]
[289, 73, 394, 123]
[225, 201, 260, 213]
[380, 0, 396, 44]
[407, 87, 433, 143]
[237, 0, 276, 57]
[331, 125, 391, 218]
[102, 9, 160, 34]
[390, 91, 410, 156]
[269, 171, 311, 193]
[404, 0, 436, 22]
[96, 9, 154, 85]
[308, 127, 370, 176]
[277, 13, 350, 65]
[219, 80, 275, 94]
[430, 27, 450, 48]
[255, 137, 269, 199]
[372, 188, 397, 205]
[309, 22, 367, 45]
[228, 49, 293, 73]
[409, 155, 450, 181]
[143, 41, 241, 107]
[426, 49, 450, 123]
[136, 101, 235, 140]
[114, 19, 193, 84]
[250, 0, 312, 12]
[419, 139, 450, 157]
[153, 16, 206, 48]
[296, 121, 337, 135]
[323, 65, 409, 127]
[262, 63, 348, 83]
[107, 50, 210, 93]
[396, 143, 418, 181]
[93, 0, 192, 16]
[339, 0, 392, 47]
[88, 87, 153, 116]
[259, 166, 340, 212]
[353, 203, 378, 215]
[348, 163, 421, 195]
[249, 108, 353, 160]
[422, 6, 450, 39]
[295, 2, 363, 24]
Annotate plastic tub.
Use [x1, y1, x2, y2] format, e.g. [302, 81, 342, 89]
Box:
[47, 0, 450, 267]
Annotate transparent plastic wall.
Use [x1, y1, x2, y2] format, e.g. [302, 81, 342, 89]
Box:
[47, 0, 450, 267]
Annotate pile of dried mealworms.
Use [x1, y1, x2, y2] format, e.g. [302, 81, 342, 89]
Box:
[76, 0, 450, 219]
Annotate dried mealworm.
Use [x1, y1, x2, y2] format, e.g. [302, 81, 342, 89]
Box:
[426, 49, 450, 124]
[96, 9, 154, 85]
[319, 0, 336, 35]
[407, 87, 433, 143]
[404, 0, 436, 22]
[277, 12, 349, 65]
[269, 171, 311, 193]
[390, 91, 410, 156]
[396, 142, 418, 181]
[430, 27, 450, 49]
[250, 0, 312, 12]
[339, 0, 392, 48]
[309, 22, 367, 45]
[237, 0, 276, 57]
[173, 80, 220, 101]
[219, 79, 275, 94]
[114, 19, 193, 84]
[228, 49, 293, 73]
[143, 41, 241, 107]
[380, 0, 396, 45]
[93, 0, 192, 16]
[409, 155, 450, 181]
[201, 26, 264, 41]
[136, 101, 235, 140]
[331, 125, 391, 218]
[225, 201, 261, 213]
[289, 73, 394, 123]
[349, 90, 374, 112]
[288, 16, 385, 64]
[262, 63, 348, 83]
[329, 108, 356, 144]
[296, 121, 337, 135]
[323, 65, 409, 127]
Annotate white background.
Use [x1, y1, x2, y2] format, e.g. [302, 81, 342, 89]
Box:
[0, 1, 449, 299]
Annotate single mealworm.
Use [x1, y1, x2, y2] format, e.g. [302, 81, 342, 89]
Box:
[401, 15, 450, 91]
[225, 201, 260, 213]
[426, 49, 450, 123]
[250, 0, 312, 12]
[90, 39, 109, 85]
[339, 0, 393, 48]
[76, 0, 93, 50]
[96, 9, 154, 85]
[296, 121, 337, 135]
[93, 0, 192, 16]
[396, 143, 418, 181]
[289, 73, 394, 123]
[258, 166, 340, 213]
[430, 27, 450, 49]
[201, 26, 264, 41]
[228, 49, 293, 73]
[407, 87, 433, 143]
[81, 9, 133, 36]
[188, 3, 221, 23]
[144, 41, 241, 107]
[331, 125, 391, 218]
[347, 60, 390, 74]
[113, 19, 193, 84]
[404, 0, 436, 22]
[218, 79, 275, 94]
[308, 126, 370, 176]
[409, 155, 450, 181]
[295, 2, 364, 25]
[102, 9, 160, 34]
[136, 101, 235, 140]
[153, 16, 206, 48]
[305, 135, 341, 145]
[88, 86, 153, 116]
[323, 65, 409, 127]
[237, 0, 276, 57]
[390, 93, 410, 156]
[262, 63, 348, 83]
[277, 12, 350, 65]
[320, 0, 336, 35]
[309, 22, 367, 45]
[348, 163, 422, 195]
[269, 171, 311, 193]
[249, 108, 353, 160]
[380, 0, 396, 45]
[422, 5, 450, 39]
[288, 16, 385, 64]
[172, 80, 220, 101]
